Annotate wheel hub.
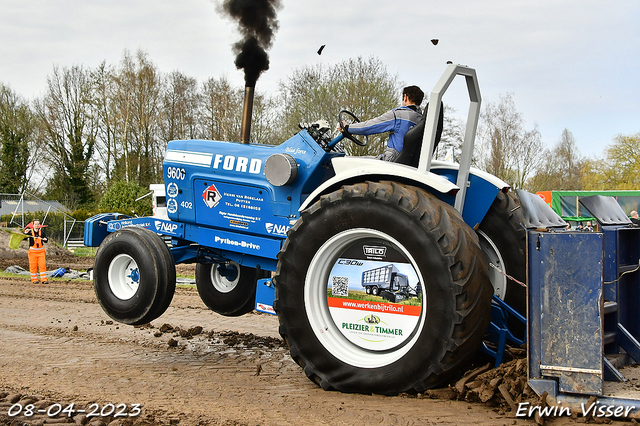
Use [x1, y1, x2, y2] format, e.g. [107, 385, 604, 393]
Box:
[108, 253, 140, 300]
[477, 230, 507, 300]
[210, 261, 240, 293]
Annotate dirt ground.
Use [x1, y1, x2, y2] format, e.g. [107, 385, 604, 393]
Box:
[0, 234, 634, 425]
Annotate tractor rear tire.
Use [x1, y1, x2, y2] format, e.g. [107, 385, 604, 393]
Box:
[196, 262, 269, 316]
[274, 181, 492, 395]
[477, 191, 527, 321]
[94, 227, 175, 325]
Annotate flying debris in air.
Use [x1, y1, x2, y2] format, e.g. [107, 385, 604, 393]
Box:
[431, 39, 439, 45]
[317, 45, 326, 55]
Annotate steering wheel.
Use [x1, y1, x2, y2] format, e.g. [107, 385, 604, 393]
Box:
[338, 110, 368, 146]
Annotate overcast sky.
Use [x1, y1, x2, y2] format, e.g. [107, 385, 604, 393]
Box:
[1, 0, 638, 158]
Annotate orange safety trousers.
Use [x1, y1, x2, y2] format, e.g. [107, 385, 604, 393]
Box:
[28, 247, 47, 283]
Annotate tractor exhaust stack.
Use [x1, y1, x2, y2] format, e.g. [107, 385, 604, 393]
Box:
[240, 86, 254, 144]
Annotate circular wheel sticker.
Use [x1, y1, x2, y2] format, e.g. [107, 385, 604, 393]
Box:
[326, 238, 423, 351]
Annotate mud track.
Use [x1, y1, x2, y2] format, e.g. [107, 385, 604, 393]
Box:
[0, 256, 627, 425]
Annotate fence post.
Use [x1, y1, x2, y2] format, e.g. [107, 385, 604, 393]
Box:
[63, 218, 77, 248]
[42, 205, 52, 225]
[9, 192, 25, 228]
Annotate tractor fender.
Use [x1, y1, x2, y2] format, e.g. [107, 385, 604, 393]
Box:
[429, 160, 509, 191]
[426, 160, 511, 228]
[299, 156, 458, 212]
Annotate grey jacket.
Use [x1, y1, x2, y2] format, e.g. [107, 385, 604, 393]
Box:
[347, 105, 422, 152]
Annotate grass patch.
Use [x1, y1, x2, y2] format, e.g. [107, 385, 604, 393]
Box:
[68, 247, 96, 257]
[0, 271, 90, 283]
[177, 283, 196, 289]
[0, 271, 28, 279]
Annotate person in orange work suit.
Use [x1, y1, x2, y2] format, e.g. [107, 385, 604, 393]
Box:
[24, 219, 48, 284]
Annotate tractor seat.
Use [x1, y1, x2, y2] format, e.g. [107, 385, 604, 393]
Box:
[394, 102, 444, 168]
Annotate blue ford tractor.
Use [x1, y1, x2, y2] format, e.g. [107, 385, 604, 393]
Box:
[84, 64, 526, 395]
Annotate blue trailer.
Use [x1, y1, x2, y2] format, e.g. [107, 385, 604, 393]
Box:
[515, 190, 640, 419]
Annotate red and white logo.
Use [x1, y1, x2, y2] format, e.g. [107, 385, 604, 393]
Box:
[202, 184, 222, 208]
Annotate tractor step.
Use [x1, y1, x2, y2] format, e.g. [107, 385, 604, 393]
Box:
[604, 301, 617, 315]
[603, 331, 618, 346]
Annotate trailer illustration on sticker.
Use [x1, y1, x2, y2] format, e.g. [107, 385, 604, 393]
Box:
[325, 240, 423, 351]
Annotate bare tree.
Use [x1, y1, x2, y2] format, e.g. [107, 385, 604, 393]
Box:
[91, 61, 117, 187]
[250, 91, 281, 144]
[557, 129, 583, 188]
[128, 51, 163, 188]
[476, 93, 544, 189]
[108, 52, 136, 184]
[277, 57, 401, 156]
[161, 71, 199, 142]
[527, 129, 584, 191]
[196, 76, 278, 144]
[108, 50, 163, 188]
[35, 65, 96, 208]
[199, 76, 242, 142]
[433, 105, 465, 162]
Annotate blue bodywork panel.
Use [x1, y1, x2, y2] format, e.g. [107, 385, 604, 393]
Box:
[255, 278, 276, 315]
[84, 213, 132, 247]
[84, 216, 185, 246]
[163, 133, 341, 230]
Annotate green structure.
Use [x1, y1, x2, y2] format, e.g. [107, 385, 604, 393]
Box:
[537, 190, 640, 223]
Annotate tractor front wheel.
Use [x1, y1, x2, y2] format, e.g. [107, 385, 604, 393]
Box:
[94, 227, 175, 325]
[196, 261, 268, 316]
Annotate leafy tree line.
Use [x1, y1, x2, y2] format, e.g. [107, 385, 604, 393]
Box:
[0, 85, 40, 194]
[1, 49, 638, 215]
[0, 52, 405, 211]
[426, 92, 639, 193]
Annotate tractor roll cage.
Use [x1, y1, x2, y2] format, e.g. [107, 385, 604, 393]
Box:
[418, 64, 482, 213]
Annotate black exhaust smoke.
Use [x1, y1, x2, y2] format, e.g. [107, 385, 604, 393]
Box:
[220, 0, 282, 143]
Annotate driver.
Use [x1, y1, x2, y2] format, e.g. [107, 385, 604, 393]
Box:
[340, 86, 424, 161]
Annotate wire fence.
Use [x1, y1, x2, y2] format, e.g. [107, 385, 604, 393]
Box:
[0, 192, 84, 249]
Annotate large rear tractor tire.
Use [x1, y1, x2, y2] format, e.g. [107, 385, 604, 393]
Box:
[196, 262, 269, 316]
[477, 191, 527, 323]
[274, 181, 493, 395]
[94, 227, 176, 325]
